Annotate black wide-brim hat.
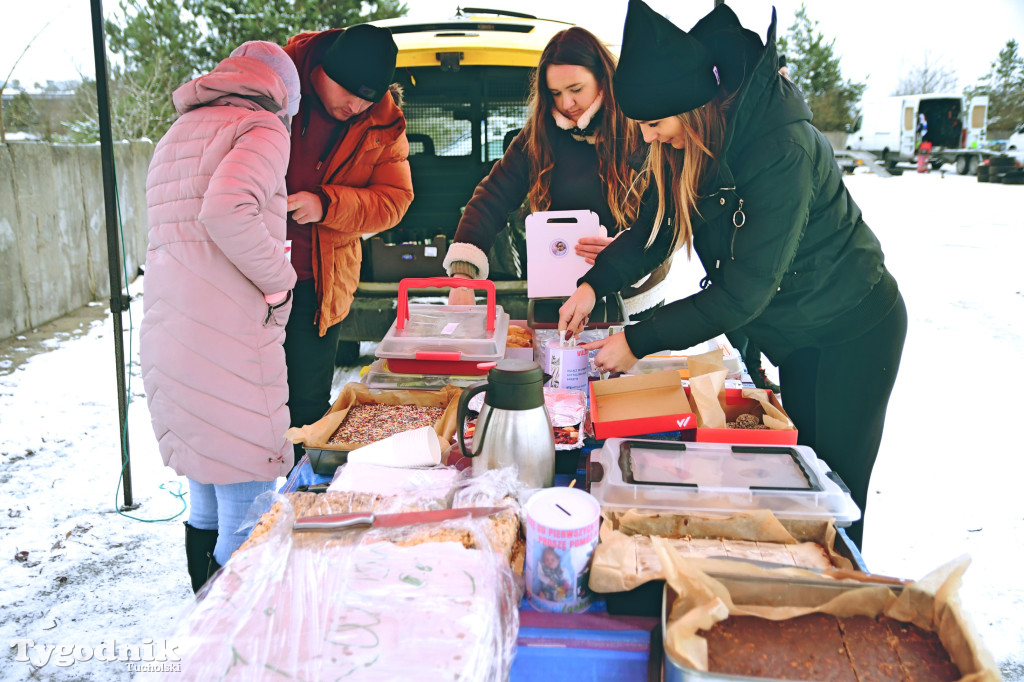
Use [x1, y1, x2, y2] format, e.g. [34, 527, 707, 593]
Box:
[321, 24, 398, 103]
[613, 0, 721, 121]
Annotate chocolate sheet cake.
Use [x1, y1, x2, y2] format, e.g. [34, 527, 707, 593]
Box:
[703, 613, 960, 681]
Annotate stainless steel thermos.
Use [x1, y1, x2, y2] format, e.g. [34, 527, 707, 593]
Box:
[456, 359, 556, 489]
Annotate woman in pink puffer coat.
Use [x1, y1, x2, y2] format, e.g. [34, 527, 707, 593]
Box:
[140, 41, 300, 593]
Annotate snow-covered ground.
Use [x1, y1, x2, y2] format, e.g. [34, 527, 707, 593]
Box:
[1, 167, 1022, 681]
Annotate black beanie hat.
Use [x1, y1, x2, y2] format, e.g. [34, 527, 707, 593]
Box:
[321, 24, 398, 103]
[613, 0, 721, 121]
[690, 3, 765, 93]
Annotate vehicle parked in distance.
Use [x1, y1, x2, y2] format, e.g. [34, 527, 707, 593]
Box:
[1008, 124, 1024, 151]
[846, 93, 989, 174]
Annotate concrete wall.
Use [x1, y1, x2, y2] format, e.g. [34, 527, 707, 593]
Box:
[0, 140, 152, 341]
[822, 131, 849, 150]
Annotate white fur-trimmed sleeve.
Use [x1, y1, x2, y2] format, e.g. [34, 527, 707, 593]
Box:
[443, 241, 490, 279]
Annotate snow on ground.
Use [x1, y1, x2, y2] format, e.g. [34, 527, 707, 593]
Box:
[1, 167, 1022, 681]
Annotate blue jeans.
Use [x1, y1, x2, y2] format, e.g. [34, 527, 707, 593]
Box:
[188, 479, 277, 565]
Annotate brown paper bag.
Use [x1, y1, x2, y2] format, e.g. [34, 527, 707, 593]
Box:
[689, 348, 794, 431]
[687, 348, 729, 428]
[740, 387, 795, 430]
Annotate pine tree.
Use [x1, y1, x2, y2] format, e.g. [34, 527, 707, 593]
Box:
[185, 0, 408, 71]
[777, 4, 865, 131]
[965, 40, 1024, 136]
[65, 0, 407, 142]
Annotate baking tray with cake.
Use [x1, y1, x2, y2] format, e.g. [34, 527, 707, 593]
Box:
[657, 555, 1001, 681]
[285, 382, 462, 477]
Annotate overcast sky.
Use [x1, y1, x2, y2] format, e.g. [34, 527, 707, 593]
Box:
[3, 0, 1023, 99]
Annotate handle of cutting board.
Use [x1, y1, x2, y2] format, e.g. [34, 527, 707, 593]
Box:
[396, 277, 496, 331]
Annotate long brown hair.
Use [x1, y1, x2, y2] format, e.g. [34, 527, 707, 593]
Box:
[643, 91, 734, 256]
[522, 27, 643, 230]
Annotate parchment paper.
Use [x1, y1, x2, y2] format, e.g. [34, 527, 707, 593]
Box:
[655, 541, 1001, 682]
[588, 509, 852, 593]
[688, 348, 794, 431]
[284, 383, 461, 452]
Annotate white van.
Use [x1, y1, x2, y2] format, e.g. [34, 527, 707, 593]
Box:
[1008, 123, 1024, 151]
[846, 93, 988, 171]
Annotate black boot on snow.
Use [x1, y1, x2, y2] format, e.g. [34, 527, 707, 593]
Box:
[184, 522, 219, 594]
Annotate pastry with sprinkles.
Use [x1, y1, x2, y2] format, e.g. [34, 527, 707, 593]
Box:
[328, 403, 445, 445]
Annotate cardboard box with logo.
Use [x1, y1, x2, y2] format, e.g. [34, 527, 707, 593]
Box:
[588, 371, 696, 440]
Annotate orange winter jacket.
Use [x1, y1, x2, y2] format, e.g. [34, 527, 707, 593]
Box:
[284, 30, 414, 336]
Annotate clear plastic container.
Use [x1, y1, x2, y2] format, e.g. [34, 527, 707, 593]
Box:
[375, 278, 510, 375]
[362, 359, 482, 391]
[589, 438, 860, 526]
[630, 335, 743, 379]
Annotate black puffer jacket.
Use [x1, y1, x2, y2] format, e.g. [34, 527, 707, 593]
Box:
[581, 9, 898, 365]
[445, 115, 672, 315]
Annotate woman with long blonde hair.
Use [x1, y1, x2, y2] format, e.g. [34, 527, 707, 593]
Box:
[444, 26, 669, 317]
[559, 1, 907, 547]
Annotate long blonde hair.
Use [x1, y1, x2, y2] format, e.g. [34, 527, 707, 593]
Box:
[522, 27, 644, 230]
[643, 92, 733, 255]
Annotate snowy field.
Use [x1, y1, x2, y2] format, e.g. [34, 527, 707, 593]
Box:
[1, 167, 1022, 680]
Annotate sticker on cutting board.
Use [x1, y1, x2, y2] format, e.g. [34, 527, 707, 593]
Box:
[440, 322, 459, 335]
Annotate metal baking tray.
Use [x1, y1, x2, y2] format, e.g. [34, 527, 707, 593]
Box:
[661, 578, 905, 681]
[304, 447, 348, 477]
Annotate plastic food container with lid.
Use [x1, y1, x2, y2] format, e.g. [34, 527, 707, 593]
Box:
[589, 438, 860, 526]
[375, 277, 510, 375]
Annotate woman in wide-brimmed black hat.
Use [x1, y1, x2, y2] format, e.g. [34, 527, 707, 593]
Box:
[558, 0, 907, 547]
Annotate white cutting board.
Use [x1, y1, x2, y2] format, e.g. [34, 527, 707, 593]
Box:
[525, 210, 606, 298]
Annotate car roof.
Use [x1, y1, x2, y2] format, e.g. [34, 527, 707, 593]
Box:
[371, 8, 611, 68]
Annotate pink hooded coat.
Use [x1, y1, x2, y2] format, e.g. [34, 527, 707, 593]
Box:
[141, 56, 297, 485]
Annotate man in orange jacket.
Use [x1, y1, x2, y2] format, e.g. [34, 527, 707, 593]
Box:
[283, 24, 414, 465]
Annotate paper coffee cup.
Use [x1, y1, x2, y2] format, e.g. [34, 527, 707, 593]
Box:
[345, 426, 441, 468]
[544, 341, 589, 392]
[523, 487, 601, 613]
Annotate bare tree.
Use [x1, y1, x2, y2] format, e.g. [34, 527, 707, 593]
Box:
[1, 14, 63, 143]
[893, 52, 959, 95]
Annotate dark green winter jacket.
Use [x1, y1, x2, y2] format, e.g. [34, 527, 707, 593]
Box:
[580, 9, 899, 366]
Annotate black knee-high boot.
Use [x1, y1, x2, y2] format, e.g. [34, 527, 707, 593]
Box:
[184, 522, 220, 593]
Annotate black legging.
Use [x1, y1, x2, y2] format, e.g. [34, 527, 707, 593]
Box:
[283, 279, 341, 468]
[779, 293, 908, 549]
